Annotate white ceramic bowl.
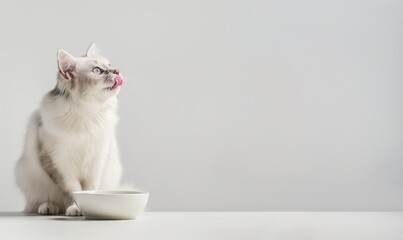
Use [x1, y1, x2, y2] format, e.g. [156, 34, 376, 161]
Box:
[73, 190, 149, 220]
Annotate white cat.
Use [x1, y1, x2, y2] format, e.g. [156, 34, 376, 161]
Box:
[15, 43, 123, 216]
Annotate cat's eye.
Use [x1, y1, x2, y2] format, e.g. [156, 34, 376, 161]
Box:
[93, 67, 103, 75]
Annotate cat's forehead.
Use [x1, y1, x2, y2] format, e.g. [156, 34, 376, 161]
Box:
[79, 56, 110, 68]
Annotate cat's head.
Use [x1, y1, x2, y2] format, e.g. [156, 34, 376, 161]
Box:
[56, 43, 123, 100]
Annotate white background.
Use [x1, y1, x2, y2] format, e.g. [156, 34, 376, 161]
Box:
[1, 0, 403, 211]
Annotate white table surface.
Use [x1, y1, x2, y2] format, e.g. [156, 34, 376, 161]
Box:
[0, 211, 402, 240]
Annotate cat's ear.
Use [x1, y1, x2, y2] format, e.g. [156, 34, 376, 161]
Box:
[57, 49, 76, 80]
[86, 43, 97, 57]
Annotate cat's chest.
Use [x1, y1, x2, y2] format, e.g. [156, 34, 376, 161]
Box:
[45, 130, 111, 166]
[64, 134, 106, 155]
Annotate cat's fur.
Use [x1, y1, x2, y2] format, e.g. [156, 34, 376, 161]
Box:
[15, 44, 123, 215]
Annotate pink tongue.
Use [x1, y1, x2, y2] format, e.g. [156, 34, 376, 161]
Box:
[113, 75, 123, 88]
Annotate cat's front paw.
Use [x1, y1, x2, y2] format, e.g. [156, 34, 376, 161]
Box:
[65, 204, 82, 216]
[38, 202, 59, 215]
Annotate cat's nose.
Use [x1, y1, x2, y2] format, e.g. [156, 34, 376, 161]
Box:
[113, 69, 120, 75]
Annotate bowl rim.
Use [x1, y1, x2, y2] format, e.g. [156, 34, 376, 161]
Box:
[73, 190, 149, 196]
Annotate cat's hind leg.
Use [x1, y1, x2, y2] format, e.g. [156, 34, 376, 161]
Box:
[23, 200, 38, 213]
